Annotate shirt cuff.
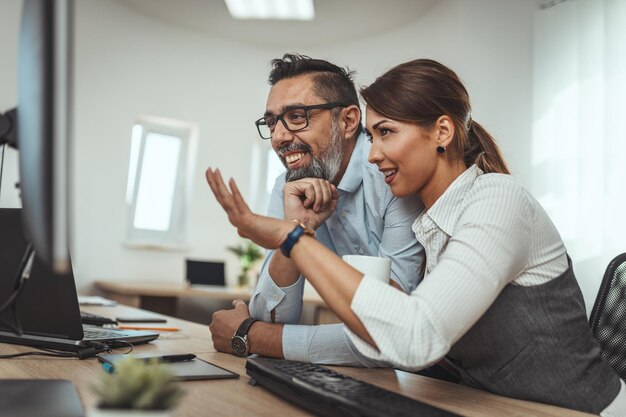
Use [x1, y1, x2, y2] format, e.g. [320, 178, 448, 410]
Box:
[253, 270, 287, 312]
[250, 268, 305, 324]
[282, 324, 311, 362]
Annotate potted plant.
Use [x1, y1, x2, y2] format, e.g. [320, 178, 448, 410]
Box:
[90, 357, 184, 416]
[227, 240, 264, 288]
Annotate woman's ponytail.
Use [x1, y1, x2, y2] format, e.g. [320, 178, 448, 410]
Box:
[465, 120, 509, 174]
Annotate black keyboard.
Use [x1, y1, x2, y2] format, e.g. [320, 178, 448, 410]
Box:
[80, 311, 117, 326]
[246, 357, 460, 417]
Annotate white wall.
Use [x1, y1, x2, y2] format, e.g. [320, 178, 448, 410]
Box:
[0, 0, 21, 209]
[308, 0, 534, 185]
[68, 0, 282, 290]
[2, 1, 570, 304]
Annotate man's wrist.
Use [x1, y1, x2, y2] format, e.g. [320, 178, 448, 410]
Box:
[231, 317, 259, 357]
[247, 321, 285, 358]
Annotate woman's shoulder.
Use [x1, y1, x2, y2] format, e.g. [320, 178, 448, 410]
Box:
[465, 171, 538, 218]
[473, 172, 529, 198]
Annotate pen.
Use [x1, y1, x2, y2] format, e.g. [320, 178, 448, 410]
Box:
[158, 354, 196, 363]
[118, 325, 180, 332]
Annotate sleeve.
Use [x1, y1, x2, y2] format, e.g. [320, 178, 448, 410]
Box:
[346, 181, 536, 369]
[378, 192, 425, 292]
[280, 184, 425, 366]
[282, 323, 398, 367]
[248, 174, 305, 324]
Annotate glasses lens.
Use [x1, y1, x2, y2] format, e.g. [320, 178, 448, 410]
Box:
[283, 108, 308, 131]
[256, 118, 272, 139]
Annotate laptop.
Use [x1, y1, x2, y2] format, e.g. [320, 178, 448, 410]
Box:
[185, 259, 226, 287]
[0, 208, 159, 352]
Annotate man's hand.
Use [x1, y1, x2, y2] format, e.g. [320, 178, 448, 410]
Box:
[206, 168, 293, 249]
[283, 178, 339, 229]
[209, 299, 250, 354]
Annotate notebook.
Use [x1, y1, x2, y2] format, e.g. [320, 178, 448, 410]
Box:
[0, 208, 159, 352]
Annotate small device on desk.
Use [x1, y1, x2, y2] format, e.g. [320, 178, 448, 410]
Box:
[246, 357, 461, 417]
[98, 353, 239, 381]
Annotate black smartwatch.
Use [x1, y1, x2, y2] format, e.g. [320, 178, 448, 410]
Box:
[231, 317, 258, 357]
[280, 220, 316, 258]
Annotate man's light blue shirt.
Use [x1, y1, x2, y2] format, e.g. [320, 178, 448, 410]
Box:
[248, 132, 425, 366]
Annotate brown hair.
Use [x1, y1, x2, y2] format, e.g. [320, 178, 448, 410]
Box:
[360, 59, 509, 174]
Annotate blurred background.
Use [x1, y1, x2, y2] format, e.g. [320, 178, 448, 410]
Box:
[0, 0, 624, 323]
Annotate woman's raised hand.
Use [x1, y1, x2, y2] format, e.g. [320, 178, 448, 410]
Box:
[205, 167, 292, 250]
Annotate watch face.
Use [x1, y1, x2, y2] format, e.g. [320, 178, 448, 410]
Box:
[231, 336, 248, 357]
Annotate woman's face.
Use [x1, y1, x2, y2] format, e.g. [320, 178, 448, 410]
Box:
[366, 107, 439, 198]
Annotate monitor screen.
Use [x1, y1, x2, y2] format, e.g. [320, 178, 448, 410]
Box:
[17, 0, 73, 273]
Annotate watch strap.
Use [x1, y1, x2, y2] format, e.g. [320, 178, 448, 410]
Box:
[280, 220, 315, 258]
[235, 317, 258, 338]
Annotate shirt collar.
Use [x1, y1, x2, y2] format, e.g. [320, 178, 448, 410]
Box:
[425, 164, 483, 236]
[336, 131, 367, 193]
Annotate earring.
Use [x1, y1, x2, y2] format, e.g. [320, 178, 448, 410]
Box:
[436, 146, 446, 154]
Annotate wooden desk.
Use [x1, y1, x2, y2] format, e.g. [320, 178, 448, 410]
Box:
[0, 304, 596, 417]
[94, 280, 340, 324]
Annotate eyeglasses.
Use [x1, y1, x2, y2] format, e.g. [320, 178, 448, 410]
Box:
[255, 102, 348, 140]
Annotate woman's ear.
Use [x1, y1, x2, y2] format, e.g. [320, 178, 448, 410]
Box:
[436, 115, 455, 148]
[342, 105, 362, 138]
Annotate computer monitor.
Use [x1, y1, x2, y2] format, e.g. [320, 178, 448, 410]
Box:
[16, 0, 73, 274]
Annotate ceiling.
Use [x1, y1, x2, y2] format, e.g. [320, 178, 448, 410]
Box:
[112, 0, 437, 47]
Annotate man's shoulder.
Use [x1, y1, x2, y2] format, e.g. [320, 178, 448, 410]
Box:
[358, 154, 389, 193]
[270, 172, 287, 193]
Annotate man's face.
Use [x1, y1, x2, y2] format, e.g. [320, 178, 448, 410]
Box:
[265, 75, 344, 183]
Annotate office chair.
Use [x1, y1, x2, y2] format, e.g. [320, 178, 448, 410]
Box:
[589, 252, 626, 380]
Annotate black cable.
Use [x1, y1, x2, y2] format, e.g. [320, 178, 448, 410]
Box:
[0, 143, 5, 200]
[0, 244, 35, 336]
[109, 340, 134, 355]
[0, 343, 110, 360]
[0, 351, 77, 359]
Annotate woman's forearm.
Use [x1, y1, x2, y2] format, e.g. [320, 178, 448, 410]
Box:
[289, 235, 377, 347]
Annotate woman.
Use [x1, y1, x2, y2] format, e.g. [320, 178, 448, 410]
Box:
[206, 59, 625, 415]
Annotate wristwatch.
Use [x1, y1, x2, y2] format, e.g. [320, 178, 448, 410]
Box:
[280, 220, 316, 258]
[231, 317, 258, 357]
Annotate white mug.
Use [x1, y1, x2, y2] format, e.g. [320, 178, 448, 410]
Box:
[342, 255, 391, 284]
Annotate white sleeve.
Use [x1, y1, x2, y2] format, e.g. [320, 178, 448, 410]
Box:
[346, 182, 536, 368]
[249, 174, 305, 323]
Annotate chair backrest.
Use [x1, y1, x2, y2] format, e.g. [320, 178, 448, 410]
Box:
[589, 252, 626, 380]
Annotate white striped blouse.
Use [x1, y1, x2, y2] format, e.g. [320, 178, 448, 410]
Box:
[345, 165, 626, 416]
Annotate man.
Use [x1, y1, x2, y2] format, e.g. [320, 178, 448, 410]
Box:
[208, 54, 424, 366]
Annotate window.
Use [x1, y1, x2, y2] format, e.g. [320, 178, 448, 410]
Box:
[248, 142, 285, 214]
[125, 115, 198, 249]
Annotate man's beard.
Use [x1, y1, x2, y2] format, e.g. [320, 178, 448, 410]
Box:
[281, 118, 344, 183]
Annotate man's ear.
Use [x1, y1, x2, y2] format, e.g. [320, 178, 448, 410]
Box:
[435, 115, 455, 148]
[341, 105, 361, 138]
